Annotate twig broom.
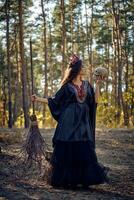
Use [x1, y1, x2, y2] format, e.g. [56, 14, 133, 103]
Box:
[23, 38, 46, 172]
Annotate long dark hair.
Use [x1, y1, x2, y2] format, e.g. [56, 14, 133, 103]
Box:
[60, 60, 82, 87]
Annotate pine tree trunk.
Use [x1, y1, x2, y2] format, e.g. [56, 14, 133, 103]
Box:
[70, 0, 74, 52]
[18, 0, 29, 128]
[112, 22, 117, 107]
[131, 48, 134, 125]
[121, 1, 130, 126]
[13, 33, 20, 125]
[89, 2, 93, 85]
[106, 44, 110, 94]
[49, 21, 54, 95]
[2, 77, 7, 127]
[85, 0, 93, 84]
[41, 0, 48, 127]
[122, 20, 130, 126]
[112, 0, 122, 123]
[61, 0, 66, 78]
[5, 0, 12, 128]
[80, 13, 85, 60]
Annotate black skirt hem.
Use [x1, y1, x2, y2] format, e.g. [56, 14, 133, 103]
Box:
[50, 140, 109, 187]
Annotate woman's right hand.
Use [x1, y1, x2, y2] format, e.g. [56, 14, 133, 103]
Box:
[31, 94, 48, 104]
[31, 94, 38, 102]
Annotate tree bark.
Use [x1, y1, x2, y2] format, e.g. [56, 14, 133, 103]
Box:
[18, 0, 29, 128]
[48, 20, 54, 95]
[13, 31, 20, 125]
[2, 76, 7, 127]
[41, 0, 48, 126]
[61, 0, 66, 78]
[5, 0, 12, 128]
[112, 0, 122, 123]
[70, 0, 74, 52]
[85, 0, 93, 85]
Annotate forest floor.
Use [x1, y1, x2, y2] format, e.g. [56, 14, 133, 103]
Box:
[0, 128, 134, 200]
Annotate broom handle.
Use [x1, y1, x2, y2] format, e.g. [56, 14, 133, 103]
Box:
[30, 38, 35, 115]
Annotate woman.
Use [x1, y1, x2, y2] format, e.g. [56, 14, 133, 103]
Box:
[31, 55, 109, 189]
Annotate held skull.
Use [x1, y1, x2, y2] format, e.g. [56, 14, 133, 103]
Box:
[94, 67, 108, 78]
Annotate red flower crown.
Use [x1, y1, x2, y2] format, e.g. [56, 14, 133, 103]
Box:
[69, 54, 80, 65]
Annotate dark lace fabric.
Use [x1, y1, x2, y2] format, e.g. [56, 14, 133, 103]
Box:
[47, 80, 109, 187]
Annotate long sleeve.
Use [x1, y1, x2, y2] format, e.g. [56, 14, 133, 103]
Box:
[87, 82, 98, 148]
[47, 85, 66, 122]
[91, 85, 98, 147]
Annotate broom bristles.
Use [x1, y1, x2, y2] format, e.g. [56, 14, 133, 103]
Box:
[23, 114, 47, 163]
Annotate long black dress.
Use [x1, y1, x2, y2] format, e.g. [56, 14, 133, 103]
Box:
[47, 80, 108, 188]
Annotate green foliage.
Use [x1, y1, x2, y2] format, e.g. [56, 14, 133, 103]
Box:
[97, 105, 118, 128]
[0, 0, 133, 128]
[97, 89, 134, 128]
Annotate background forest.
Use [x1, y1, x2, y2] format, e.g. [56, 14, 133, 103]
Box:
[0, 0, 133, 129]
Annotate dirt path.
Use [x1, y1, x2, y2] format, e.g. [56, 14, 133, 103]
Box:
[0, 128, 134, 200]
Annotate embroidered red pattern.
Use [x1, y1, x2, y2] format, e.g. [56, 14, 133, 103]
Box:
[72, 81, 85, 100]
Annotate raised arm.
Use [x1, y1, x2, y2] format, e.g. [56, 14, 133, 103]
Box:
[94, 76, 104, 103]
[95, 82, 100, 103]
